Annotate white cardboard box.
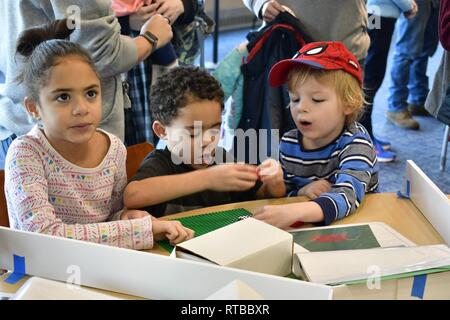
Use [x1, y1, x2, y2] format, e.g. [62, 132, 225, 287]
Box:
[173, 218, 293, 277]
[0, 226, 331, 300]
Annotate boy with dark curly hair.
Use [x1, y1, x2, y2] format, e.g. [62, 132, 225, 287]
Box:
[124, 66, 285, 217]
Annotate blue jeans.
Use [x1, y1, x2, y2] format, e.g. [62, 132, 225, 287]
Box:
[387, 0, 439, 112]
[362, 16, 397, 138]
[0, 134, 16, 170]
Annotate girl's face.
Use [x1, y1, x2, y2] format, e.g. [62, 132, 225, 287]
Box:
[31, 55, 102, 146]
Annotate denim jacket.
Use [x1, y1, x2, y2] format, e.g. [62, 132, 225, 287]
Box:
[367, 0, 414, 18]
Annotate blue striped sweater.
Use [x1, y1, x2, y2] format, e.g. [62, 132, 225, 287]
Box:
[279, 122, 379, 225]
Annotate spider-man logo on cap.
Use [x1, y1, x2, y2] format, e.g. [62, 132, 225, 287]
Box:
[269, 41, 362, 87]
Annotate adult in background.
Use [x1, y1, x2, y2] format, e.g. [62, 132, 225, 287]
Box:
[0, 0, 172, 169]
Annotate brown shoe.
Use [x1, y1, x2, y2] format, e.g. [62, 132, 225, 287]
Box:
[386, 110, 420, 130]
[408, 104, 430, 116]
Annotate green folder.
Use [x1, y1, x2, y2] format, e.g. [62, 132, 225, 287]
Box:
[157, 208, 252, 252]
[329, 266, 450, 286]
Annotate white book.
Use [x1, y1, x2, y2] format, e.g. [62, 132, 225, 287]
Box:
[294, 244, 450, 285]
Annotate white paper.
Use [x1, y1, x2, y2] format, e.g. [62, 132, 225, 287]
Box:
[296, 244, 450, 285]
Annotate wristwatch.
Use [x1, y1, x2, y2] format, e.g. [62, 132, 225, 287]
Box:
[139, 31, 158, 54]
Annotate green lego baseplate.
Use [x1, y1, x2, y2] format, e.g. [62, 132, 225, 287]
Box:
[157, 208, 252, 252]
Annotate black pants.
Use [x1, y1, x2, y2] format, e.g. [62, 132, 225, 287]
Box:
[360, 15, 397, 138]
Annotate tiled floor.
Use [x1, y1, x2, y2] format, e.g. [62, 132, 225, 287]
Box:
[204, 27, 450, 193]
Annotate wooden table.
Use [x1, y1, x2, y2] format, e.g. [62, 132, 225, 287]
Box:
[148, 193, 446, 256]
[1, 193, 447, 298]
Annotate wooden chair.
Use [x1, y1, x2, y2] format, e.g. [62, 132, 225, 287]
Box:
[126, 142, 154, 181]
[0, 170, 9, 227]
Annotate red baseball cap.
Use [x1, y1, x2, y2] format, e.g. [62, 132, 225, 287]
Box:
[269, 41, 362, 87]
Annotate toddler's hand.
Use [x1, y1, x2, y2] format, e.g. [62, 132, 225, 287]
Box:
[253, 204, 298, 230]
[257, 158, 283, 183]
[257, 159, 284, 196]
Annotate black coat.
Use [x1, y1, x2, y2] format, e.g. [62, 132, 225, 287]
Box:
[233, 12, 311, 163]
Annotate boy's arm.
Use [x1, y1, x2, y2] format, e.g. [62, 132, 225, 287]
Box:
[124, 161, 260, 209]
[311, 137, 378, 225]
[124, 169, 209, 209]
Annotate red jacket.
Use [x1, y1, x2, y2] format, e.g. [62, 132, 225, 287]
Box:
[440, 0, 450, 50]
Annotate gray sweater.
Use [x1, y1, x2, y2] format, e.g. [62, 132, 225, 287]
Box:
[0, 0, 139, 141]
[243, 0, 370, 61]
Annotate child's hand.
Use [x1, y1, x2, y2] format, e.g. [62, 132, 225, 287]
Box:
[253, 202, 324, 229]
[152, 220, 195, 245]
[297, 179, 332, 199]
[120, 209, 151, 220]
[257, 159, 285, 197]
[253, 204, 300, 229]
[206, 163, 259, 192]
[257, 158, 283, 183]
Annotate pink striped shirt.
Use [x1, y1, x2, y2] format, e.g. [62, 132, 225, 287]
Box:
[5, 126, 153, 250]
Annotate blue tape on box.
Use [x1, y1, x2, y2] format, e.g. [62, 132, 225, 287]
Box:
[4, 255, 26, 284]
[411, 274, 427, 299]
[397, 180, 411, 199]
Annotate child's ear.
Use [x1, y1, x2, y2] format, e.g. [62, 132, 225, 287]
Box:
[24, 97, 41, 120]
[153, 121, 167, 139]
[343, 104, 354, 116]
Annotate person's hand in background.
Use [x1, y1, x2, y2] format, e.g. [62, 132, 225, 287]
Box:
[404, 0, 418, 19]
[140, 13, 173, 49]
[130, 3, 159, 31]
[154, 0, 185, 24]
[261, 0, 285, 22]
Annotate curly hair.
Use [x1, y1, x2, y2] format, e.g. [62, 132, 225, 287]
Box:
[150, 66, 224, 125]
